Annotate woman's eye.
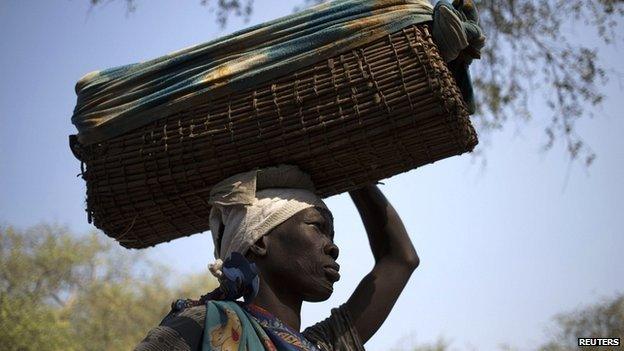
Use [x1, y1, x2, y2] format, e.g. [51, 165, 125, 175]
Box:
[308, 222, 322, 230]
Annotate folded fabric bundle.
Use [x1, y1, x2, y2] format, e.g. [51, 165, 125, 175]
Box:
[71, 0, 483, 145]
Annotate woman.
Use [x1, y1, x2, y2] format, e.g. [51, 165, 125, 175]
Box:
[135, 164, 419, 350]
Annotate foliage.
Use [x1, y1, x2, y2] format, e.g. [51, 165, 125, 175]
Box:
[0, 224, 218, 350]
[538, 293, 624, 351]
[88, 0, 623, 167]
[410, 338, 452, 351]
[391, 294, 624, 351]
[470, 0, 621, 167]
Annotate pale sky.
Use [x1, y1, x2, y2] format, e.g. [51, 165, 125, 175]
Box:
[1, 1, 622, 350]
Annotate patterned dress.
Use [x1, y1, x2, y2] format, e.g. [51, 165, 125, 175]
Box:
[134, 301, 365, 351]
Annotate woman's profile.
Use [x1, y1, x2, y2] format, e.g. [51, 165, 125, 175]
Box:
[134, 164, 419, 350]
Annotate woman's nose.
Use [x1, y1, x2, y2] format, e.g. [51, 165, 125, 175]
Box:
[325, 242, 339, 260]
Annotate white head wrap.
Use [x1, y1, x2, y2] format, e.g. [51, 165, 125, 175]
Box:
[207, 164, 328, 278]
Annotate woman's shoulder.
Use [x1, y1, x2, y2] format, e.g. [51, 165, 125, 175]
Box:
[303, 304, 366, 351]
[133, 299, 250, 351]
[134, 300, 208, 351]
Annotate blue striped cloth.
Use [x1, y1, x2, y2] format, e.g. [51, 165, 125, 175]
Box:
[71, 0, 482, 145]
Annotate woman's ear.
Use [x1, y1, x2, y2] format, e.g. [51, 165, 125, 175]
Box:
[248, 235, 269, 258]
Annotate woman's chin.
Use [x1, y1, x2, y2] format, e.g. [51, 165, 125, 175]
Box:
[303, 282, 334, 302]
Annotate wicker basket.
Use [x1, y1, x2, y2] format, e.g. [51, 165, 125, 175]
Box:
[70, 23, 478, 249]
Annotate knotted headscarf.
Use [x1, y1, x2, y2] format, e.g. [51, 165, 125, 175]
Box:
[207, 164, 328, 279]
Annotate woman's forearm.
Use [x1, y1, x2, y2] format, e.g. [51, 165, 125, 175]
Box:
[344, 183, 419, 341]
[348, 184, 419, 268]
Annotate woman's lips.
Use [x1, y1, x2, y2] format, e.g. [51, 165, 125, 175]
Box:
[323, 264, 341, 282]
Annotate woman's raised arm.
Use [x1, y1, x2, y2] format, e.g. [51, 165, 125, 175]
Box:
[344, 183, 420, 344]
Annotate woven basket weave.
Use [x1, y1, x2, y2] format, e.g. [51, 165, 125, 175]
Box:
[70, 23, 478, 249]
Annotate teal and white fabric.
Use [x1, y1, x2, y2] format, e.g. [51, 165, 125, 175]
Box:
[72, 0, 484, 145]
[432, 0, 485, 113]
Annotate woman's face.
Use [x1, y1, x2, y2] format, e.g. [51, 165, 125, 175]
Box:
[256, 206, 340, 302]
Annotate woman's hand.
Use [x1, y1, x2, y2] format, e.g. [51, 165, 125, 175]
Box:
[344, 183, 419, 344]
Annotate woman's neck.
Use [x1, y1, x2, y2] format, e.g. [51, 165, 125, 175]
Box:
[252, 276, 303, 331]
